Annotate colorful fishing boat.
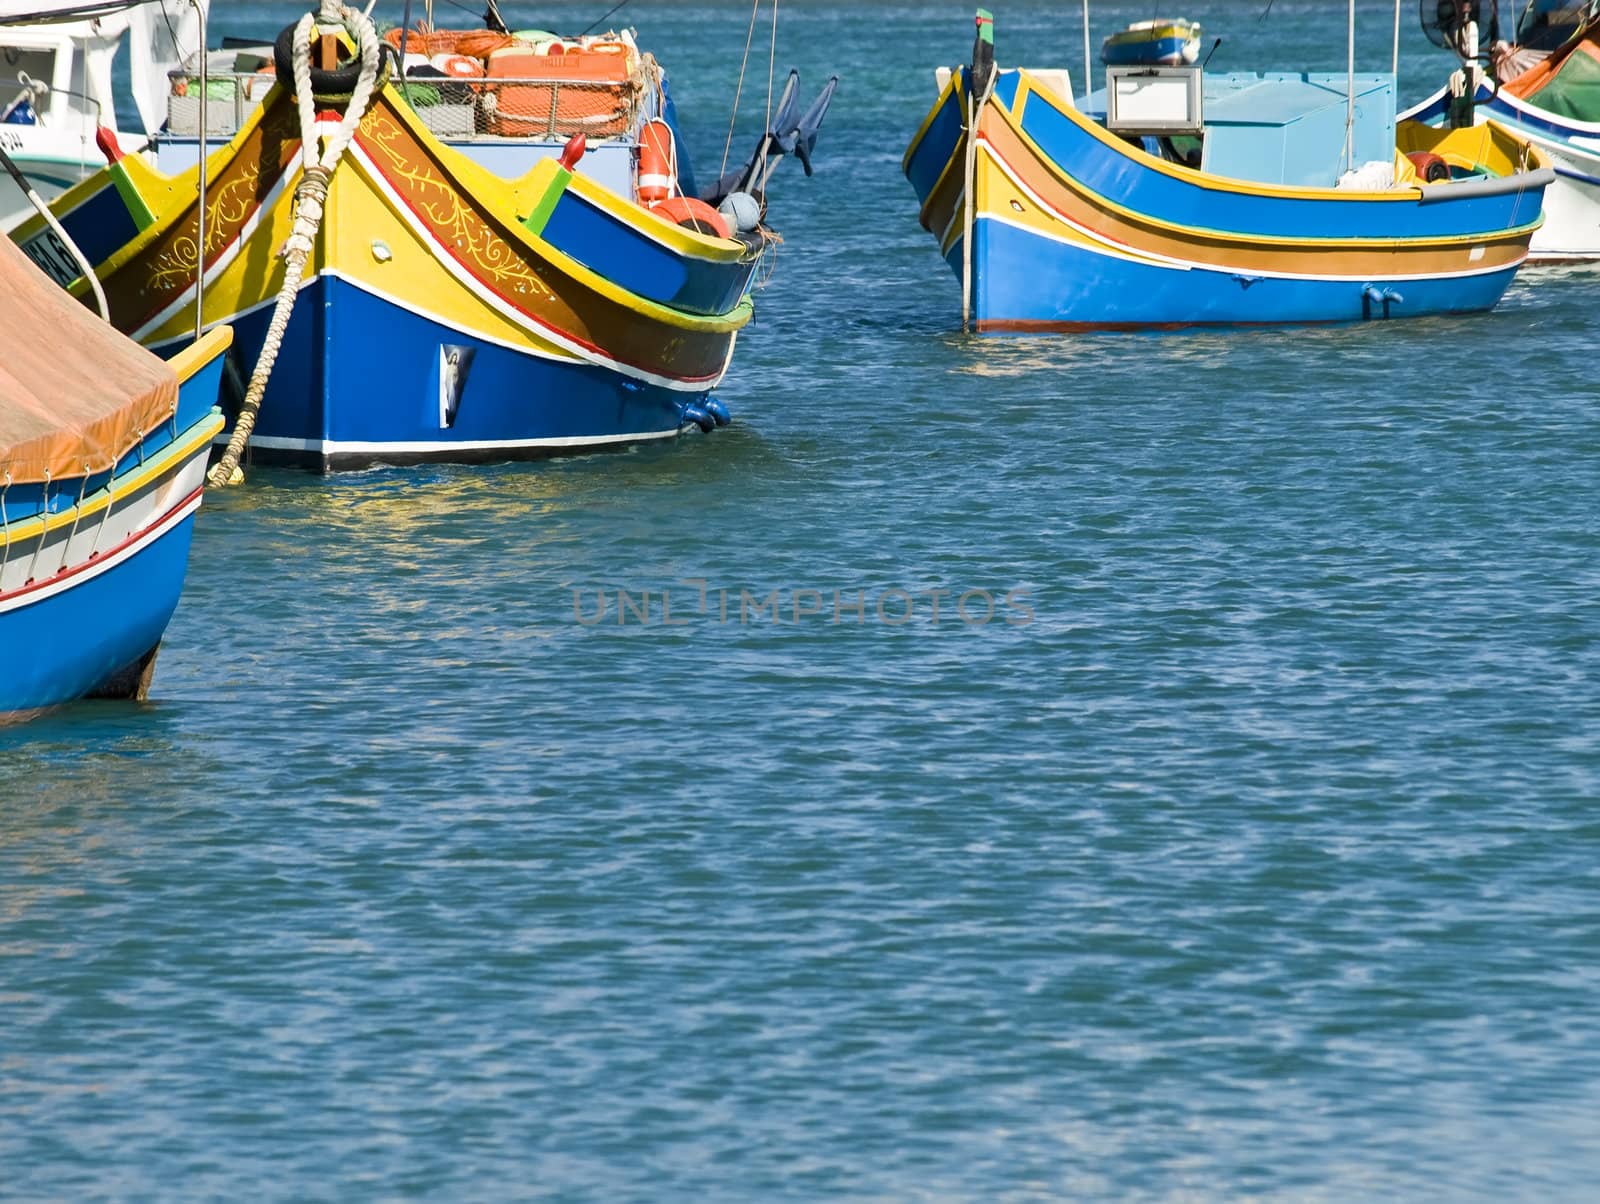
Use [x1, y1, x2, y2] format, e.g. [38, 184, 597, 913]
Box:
[904, 10, 1553, 330]
[0, 0, 204, 229]
[11, 0, 833, 472]
[0, 227, 229, 721]
[1101, 18, 1201, 67]
[1403, 0, 1600, 262]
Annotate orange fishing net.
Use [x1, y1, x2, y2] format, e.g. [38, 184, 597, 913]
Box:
[383, 25, 514, 59]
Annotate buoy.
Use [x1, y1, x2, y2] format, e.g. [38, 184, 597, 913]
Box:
[718, 190, 761, 234]
[1406, 150, 1450, 183]
[638, 118, 676, 205]
[649, 195, 731, 239]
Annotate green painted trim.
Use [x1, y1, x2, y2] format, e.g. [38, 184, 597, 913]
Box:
[108, 161, 156, 229]
[520, 165, 570, 238]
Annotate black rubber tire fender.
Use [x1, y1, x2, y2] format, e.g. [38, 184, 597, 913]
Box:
[273, 22, 364, 97]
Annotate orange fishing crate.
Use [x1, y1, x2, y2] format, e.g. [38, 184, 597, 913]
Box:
[483, 47, 633, 138]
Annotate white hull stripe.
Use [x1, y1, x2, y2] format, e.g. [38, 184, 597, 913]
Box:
[327, 269, 739, 386]
[241, 428, 684, 456]
[0, 489, 202, 616]
[150, 266, 737, 399]
[133, 140, 733, 392]
[347, 141, 732, 393]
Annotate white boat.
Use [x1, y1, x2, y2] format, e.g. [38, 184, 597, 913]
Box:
[1402, 1, 1600, 263]
[0, 0, 203, 229]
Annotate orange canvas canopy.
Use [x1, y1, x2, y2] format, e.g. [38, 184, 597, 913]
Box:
[0, 231, 177, 486]
[1503, 19, 1600, 99]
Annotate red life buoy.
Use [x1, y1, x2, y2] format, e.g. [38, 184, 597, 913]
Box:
[638, 118, 676, 205]
[649, 195, 731, 239]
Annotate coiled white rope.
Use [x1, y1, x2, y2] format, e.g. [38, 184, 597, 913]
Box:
[209, 0, 381, 487]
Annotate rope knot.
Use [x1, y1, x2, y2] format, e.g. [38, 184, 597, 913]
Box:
[297, 164, 332, 204]
[209, 0, 380, 489]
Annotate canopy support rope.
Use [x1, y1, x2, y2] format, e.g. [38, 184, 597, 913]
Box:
[719, 0, 763, 179]
[208, 0, 381, 488]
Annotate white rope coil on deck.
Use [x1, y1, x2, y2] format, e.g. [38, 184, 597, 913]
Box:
[209, 0, 382, 487]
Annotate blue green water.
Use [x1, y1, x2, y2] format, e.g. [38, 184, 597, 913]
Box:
[5, 1, 1600, 1197]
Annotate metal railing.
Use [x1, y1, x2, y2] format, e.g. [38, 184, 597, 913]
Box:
[166, 70, 642, 142]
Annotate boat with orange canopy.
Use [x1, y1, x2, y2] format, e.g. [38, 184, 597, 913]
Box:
[0, 221, 229, 719]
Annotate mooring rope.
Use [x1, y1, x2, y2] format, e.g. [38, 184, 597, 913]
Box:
[718, 0, 763, 180]
[754, 0, 778, 185]
[208, 0, 381, 487]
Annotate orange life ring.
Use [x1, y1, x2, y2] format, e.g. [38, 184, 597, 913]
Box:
[648, 195, 731, 240]
[637, 118, 675, 204]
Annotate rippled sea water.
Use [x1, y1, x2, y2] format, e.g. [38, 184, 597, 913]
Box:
[5, 2, 1600, 1197]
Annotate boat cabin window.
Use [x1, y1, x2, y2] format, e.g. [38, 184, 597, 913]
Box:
[0, 47, 57, 123]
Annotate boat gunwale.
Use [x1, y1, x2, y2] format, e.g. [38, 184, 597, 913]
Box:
[1005, 68, 1552, 205]
[0, 408, 221, 557]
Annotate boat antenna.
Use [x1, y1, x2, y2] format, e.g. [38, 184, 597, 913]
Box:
[1201, 36, 1222, 69]
[578, 0, 634, 37]
[1345, 0, 1356, 172]
[188, 0, 207, 340]
[1392, 0, 1401, 73]
[1081, 0, 1091, 104]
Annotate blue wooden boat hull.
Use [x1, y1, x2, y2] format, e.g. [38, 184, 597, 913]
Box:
[904, 68, 1552, 329]
[947, 219, 1519, 326]
[0, 339, 227, 720]
[0, 496, 203, 719]
[151, 274, 716, 471]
